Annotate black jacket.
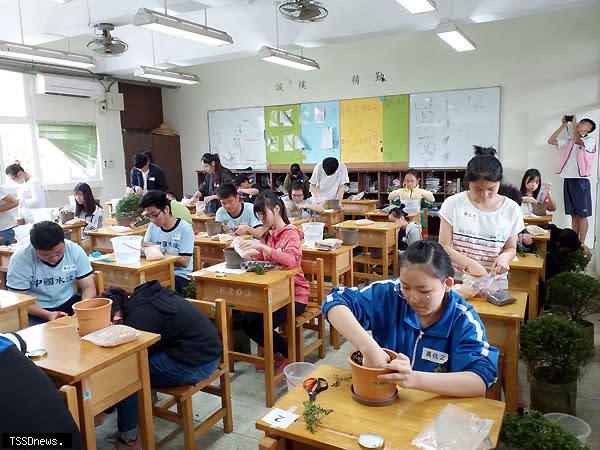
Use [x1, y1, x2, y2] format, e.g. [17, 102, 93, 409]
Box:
[130, 163, 168, 192]
[123, 281, 222, 366]
[198, 169, 234, 214]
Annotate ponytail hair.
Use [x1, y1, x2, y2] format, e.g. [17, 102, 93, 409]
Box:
[464, 146, 503, 183]
[202, 153, 225, 183]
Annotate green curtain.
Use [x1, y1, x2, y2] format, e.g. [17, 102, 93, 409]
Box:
[37, 124, 98, 169]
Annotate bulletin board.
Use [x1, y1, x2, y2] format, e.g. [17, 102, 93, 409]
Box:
[340, 97, 384, 163]
[264, 104, 304, 164]
[299, 101, 340, 164]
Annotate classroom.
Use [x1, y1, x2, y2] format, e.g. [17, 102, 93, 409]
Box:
[0, 1, 599, 449]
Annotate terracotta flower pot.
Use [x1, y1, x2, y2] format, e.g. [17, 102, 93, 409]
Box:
[348, 348, 398, 404]
[339, 227, 358, 245]
[206, 221, 222, 237]
[223, 247, 244, 269]
[60, 211, 75, 224]
[116, 215, 132, 227]
[72, 298, 113, 337]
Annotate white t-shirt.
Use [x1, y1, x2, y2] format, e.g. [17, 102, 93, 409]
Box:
[439, 191, 524, 271]
[309, 162, 349, 201]
[215, 202, 262, 228]
[557, 134, 597, 179]
[144, 218, 194, 279]
[17, 176, 46, 223]
[0, 186, 16, 231]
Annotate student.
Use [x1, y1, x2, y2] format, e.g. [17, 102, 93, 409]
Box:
[215, 183, 263, 237]
[165, 191, 193, 225]
[283, 179, 324, 219]
[190, 153, 234, 215]
[127, 152, 168, 194]
[323, 241, 497, 396]
[309, 157, 349, 202]
[238, 191, 309, 373]
[519, 168, 556, 215]
[498, 184, 537, 254]
[73, 182, 104, 232]
[234, 174, 260, 204]
[103, 282, 222, 450]
[139, 190, 194, 293]
[5, 162, 46, 224]
[283, 163, 310, 195]
[388, 169, 434, 229]
[0, 179, 19, 243]
[6, 221, 96, 325]
[439, 147, 523, 287]
[0, 334, 83, 449]
[388, 205, 422, 251]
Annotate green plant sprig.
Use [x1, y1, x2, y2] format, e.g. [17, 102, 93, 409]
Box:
[331, 374, 352, 387]
[302, 400, 333, 433]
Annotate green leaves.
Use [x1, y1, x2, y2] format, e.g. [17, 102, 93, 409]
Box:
[546, 272, 600, 323]
[302, 400, 333, 433]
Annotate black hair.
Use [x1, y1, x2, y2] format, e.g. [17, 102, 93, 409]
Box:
[142, 150, 153, 163]
[139, 190, 170, 212]
[498, 183, 523, 206]
[400, 240, 454, 281]
[290, 163, 303, 179]
[322, 157, 339, 176]
[388, 206, 408, 219]
[555, 228, 581, 252]
[102, 286, 129, 320]
[30, 221, 65, 250]
[290, 179, 305, 194]
[234, 174, 250, 187]
[133, 152, 149, 169]
[216, 183, 238, 200]
[202, 153, 226, 184]
[580, 118, 596, 134]
[519, 169, 542, 199]
[253, 190, 290, 239]
[5, 163, 24, 177]
[464, 146, 503, 184]
[74, 182, 101, 217]
[405, 168, 419, 179]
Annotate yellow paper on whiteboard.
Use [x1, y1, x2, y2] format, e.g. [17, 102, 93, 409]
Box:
[340, 97, 383, 162]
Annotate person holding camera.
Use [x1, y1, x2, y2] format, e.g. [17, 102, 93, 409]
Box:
[547, 115, 597, 244]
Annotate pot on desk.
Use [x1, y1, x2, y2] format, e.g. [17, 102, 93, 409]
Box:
[348, 348, 399, 406]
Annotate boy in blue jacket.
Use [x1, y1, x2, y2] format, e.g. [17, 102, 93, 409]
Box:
[323, 240, 498, 397]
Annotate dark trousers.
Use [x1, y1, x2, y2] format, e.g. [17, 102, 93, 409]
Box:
[242, 302, 306, 358]
[175, 275, 191, 294]
[28, 293, 82, 326]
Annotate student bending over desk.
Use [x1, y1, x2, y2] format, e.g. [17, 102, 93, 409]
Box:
[323, 241, 498, 397]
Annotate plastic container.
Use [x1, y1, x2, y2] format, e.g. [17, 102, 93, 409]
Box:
[301, 222, 325, 243]
[72, 298, 113, 336]
[110, 235, 143, 264]
[195, 201, 205, 215]
[283, 362, 316, 392]
[543, 413, 591, 445]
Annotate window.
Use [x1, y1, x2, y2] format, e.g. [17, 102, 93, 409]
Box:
[0, 71, 26, 117]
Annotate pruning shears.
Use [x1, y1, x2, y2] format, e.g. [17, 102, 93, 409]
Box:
[302, 377, 329, 401]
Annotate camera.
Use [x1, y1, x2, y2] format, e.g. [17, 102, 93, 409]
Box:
[564, 115, 574, 122]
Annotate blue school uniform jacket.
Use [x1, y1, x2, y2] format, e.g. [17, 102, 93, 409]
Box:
[322, 280, 498, 387]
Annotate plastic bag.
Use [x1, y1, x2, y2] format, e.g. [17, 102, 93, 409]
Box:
[232, 236, 258, 259]
[411, 404, 494, 450]
[453, 273, 516, 306]
[81, 325, 141, 347]
[143, 244, 165, 261]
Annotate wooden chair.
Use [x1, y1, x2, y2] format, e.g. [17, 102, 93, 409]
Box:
[193, 246, 202, 271]
[59, 385, 80, 429]
[152, 298, 233, 450]
[295, 258, 326, 361]
[93, 270, 104, 294]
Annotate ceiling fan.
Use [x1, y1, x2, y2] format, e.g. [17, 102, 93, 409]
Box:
[86, 23, 128, 56]
[279, 0, 328, 23]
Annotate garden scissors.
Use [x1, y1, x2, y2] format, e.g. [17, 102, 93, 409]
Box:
[302, 377, 329, 401]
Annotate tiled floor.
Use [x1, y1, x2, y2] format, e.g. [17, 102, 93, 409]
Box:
[96, 318, 600, 449]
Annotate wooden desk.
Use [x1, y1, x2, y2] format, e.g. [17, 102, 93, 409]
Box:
[333, 220, 400, 282]
[191, 267, 298, 407]
[302, 245, 355, 349]
[318, 209, 345, 232]
[192, 214, 217, 233]
[86, 226, 147, 254]
[523, 214, 552, 225]
[61, 221, 87, 247]
[256, 364, 505, 450]
[469, 290, 527, 414]
[341, 199, 377, 218]
[0, 244, 16, 273]
[194, 235, 231, 267]
[18, 316, 160, 450]
[0, 290, 37, 332]
[509, 254, 544, 320]
[91, 253, 178, 292]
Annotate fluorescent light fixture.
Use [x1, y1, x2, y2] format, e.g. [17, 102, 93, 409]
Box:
[395, 0, 436, 14]
[436, 20, 476, 52]
[134, 66, 199, 85]
[260, 46, 319, 71]
[0, 40, 95, 69]
[133, 8, 233, 46]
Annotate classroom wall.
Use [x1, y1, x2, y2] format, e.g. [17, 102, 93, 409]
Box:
[163, 6, 600, 249]
[31, 80, 126, 205]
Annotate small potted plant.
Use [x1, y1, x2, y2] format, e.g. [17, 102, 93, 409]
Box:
[499, 411, 586, 450]
[348, 348, 398, 405]
[545, 271, 600, 354]
[115, 194, 143, 227]
[520, 314, 593, 414]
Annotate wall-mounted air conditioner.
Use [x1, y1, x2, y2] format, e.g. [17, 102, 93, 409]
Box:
[35, 73, 103, 99]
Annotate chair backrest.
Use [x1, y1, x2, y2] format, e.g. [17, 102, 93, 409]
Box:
[187, 298, 228, 369]
[301, 258, 325, 306]
[93, 270, 104, 295]
[193, 246, 202, 271]
[59, 385, 80, 429]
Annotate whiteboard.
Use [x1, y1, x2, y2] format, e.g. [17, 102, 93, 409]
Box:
[409, 87, 500, 168]
[208, 107, 267, 170]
